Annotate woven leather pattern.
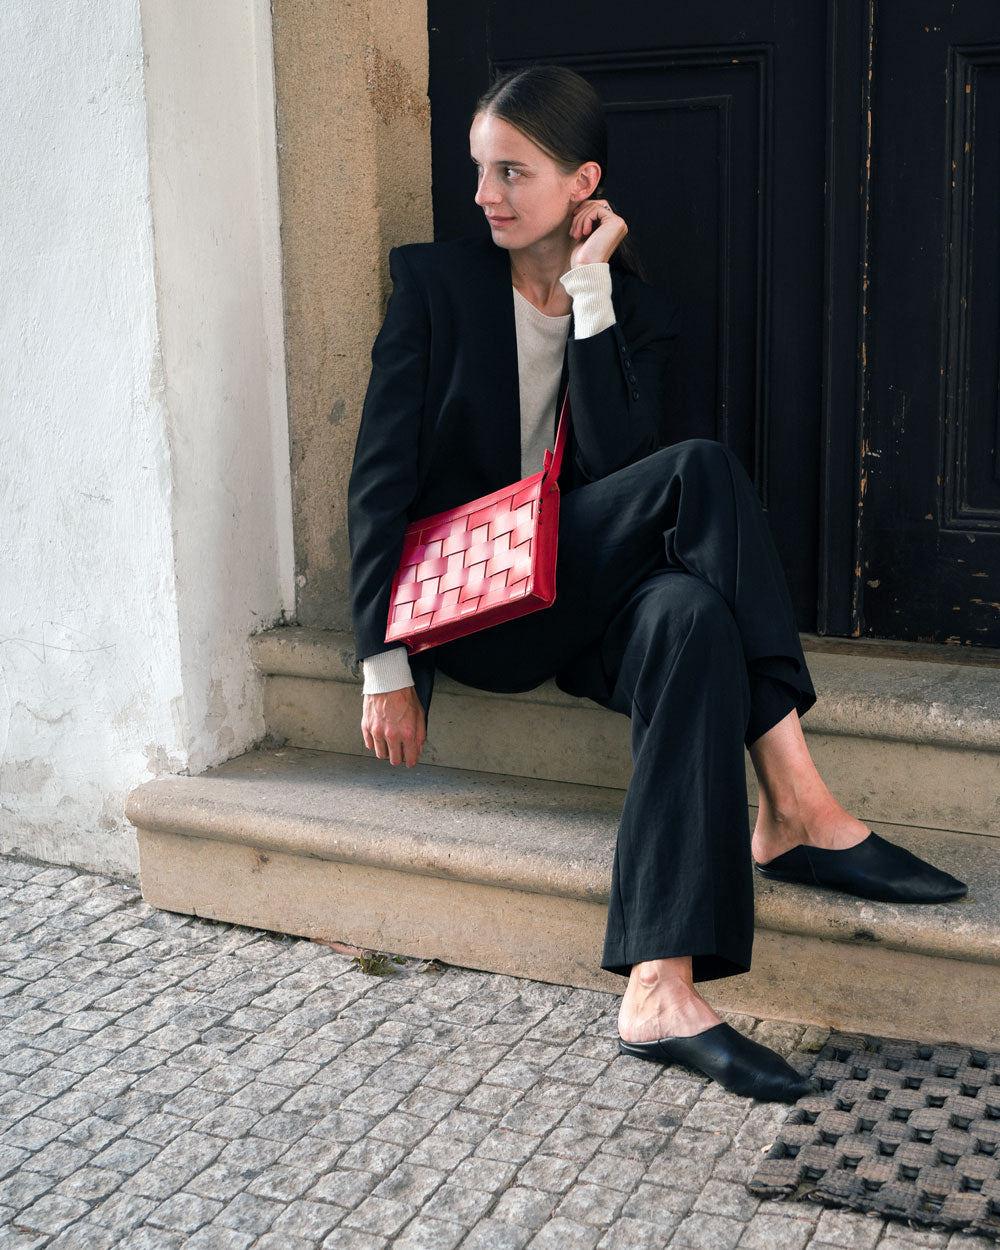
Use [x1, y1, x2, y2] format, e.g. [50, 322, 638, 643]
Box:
[385, 391, 570, 654]
[386, 474, 550, 649]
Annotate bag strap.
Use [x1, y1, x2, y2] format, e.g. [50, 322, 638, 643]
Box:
[542, 388, 572, 487]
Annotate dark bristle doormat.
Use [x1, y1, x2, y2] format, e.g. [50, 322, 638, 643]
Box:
[748, 1031, 1000, 1240]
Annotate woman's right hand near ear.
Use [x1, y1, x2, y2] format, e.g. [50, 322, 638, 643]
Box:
[362, 687, 426, 767]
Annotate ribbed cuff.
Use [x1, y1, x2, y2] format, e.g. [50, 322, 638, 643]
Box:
[560, 262, 615, 339]
[362, 647, 414, 694]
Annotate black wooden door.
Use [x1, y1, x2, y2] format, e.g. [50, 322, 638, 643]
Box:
[859, 2, 1000, 644]
[428, 1, 828, 629]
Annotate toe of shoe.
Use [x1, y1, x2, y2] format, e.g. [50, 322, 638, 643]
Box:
[903, 869, 968, 903]
[784, 1076, 816, 1103]
[730, 1068, 813, 1104]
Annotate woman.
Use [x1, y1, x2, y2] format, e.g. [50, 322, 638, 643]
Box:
[348, 66, 966, 1103]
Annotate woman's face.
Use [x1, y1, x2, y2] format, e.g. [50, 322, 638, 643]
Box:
[469, 111, 591, 253]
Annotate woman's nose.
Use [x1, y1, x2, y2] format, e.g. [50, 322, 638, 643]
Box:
[475, 174, 500, 206]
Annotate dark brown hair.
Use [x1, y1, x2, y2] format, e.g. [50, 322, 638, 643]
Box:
[476, 65, 643, 277]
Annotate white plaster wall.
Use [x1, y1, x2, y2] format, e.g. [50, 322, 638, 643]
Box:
[141, 0, 293, 777]
[0, 0, 293, 876]
[0, 0, 186, 876]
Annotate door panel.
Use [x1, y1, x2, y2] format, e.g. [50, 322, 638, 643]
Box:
[860, 4, 1000, 644]
[428, 2, 827, 628]
[572, 54, 769, 482]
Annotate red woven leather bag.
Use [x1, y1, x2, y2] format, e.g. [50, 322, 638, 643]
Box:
[384, 393, 571, 655]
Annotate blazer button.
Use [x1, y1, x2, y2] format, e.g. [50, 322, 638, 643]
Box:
[632, 389, 640, 400]
[619, 343, 627, 354]
[628, 374, 637, 384]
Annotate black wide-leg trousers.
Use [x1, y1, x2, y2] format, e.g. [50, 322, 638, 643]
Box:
[434, 439, 816, 983]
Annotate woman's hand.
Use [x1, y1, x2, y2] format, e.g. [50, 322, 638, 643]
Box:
[569, 199, 628, 268]
[362, 687, 426, 767]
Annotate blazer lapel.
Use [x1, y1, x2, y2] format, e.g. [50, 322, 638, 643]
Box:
[469, 241, 521, 487]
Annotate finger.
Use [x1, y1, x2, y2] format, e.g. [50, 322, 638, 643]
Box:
[388, 736, 404, 766]
[372, 735, 389, 760]
[404, 722, 424, 766]
[571, 221, 628, 267]
[570, 202, 599, 229]
[582, 206, 617, 237]
[361, 723, 375, 751]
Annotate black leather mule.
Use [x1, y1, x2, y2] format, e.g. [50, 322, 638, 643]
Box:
[753, 831, 967, 903]
[618, 1023, 814, 1103]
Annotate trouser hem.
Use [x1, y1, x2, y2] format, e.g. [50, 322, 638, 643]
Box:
[601, 928, 753, 985]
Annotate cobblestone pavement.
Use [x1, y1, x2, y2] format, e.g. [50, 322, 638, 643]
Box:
[0, 855, 983, 1250]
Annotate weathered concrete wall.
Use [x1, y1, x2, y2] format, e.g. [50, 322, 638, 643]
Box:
[141, 0, 295, 775]
[0, 0, 292, 877]
[0, 0, 184, 876]
[272, 0, 433, 629]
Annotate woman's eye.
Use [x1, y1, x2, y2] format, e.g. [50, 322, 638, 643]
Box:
[503, 167, 521, 180]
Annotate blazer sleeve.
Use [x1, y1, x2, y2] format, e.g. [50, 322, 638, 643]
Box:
[565, 276, 680, 483]
[348, 247, 429, 663]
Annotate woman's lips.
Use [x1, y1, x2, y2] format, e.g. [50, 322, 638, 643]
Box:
[486, 216, 516, 228]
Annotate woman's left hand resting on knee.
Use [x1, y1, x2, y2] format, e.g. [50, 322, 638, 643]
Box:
[362, 689, 426, 767]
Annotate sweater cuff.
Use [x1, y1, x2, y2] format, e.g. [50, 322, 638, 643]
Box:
[362, 647, 415, 694]
[560, 263, 615, 339]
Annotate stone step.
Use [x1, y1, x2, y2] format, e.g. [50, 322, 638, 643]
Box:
[251, 627, 1000, 838]
[128, 745, 1000, 1049]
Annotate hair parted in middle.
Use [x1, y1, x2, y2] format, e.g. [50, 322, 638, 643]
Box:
[475, 64, 643, 277]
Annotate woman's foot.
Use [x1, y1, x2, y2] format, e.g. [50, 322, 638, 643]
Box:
[749, 710, 869, 867]
[751, 796, 871, 869]
[617, 958, 811, 1103]
[617, 958, 721, 1043]
[751, 799, 868, 868]
[749, 710, 966, 902]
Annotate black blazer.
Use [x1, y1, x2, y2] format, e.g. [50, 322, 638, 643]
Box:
[348, 236, 679, 710]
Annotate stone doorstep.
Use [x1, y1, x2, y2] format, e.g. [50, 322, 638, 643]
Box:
[251, 626, 1000, 749]
[128, 745, 1000, 1048]
[252, 627, 1000, 836]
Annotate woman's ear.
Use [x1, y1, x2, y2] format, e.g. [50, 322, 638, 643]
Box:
[570, 161, 603, 202]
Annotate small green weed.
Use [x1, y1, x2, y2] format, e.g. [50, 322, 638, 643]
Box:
[351, 950, 445, 976]
[351, 950, 402, 976]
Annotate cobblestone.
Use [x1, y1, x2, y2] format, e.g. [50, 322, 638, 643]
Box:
[492, 1185, 557, 1228]
[146, 1191, 223, 1232]
[269, 1197, 343, 1239]
[51, 1167, 123, 1203]
[0, 853, 968, 1248]
[673, 1210, 745, 1249]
